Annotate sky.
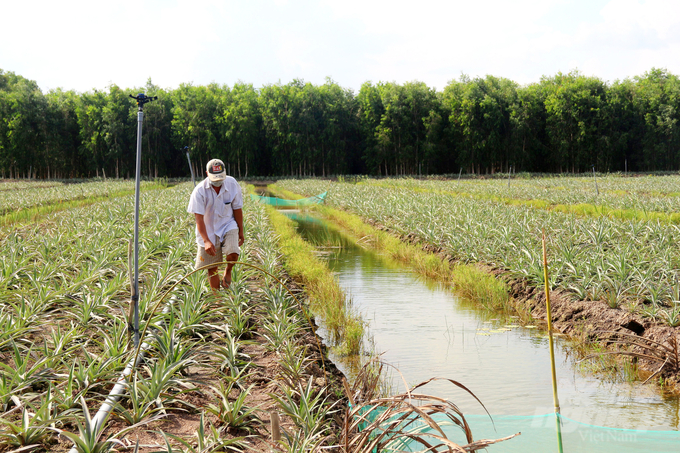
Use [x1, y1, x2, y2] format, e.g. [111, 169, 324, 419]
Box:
[1, 0, 679, 93]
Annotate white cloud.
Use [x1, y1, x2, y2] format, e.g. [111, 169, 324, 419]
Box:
[1, 0, 680, 92]
[547, 0, 680, 82]
[275, 31, 317, 73]
[600, 0, 679, 37]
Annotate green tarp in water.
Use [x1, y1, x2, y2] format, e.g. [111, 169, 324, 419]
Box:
[459, 413, 679, 452]
[250, 191, 327, 207]
[356, 409, 680, 452]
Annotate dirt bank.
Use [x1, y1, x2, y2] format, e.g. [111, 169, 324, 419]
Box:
[382, 225, 680, 393]
[507, 276, 680, 391]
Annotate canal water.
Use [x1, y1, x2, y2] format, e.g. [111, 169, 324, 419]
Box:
[286, 211, 680, 452]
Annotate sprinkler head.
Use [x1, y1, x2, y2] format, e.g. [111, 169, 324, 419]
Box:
[129, 93, 158, 108]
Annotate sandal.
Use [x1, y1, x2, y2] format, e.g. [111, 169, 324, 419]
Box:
[221, 275, 231, 290]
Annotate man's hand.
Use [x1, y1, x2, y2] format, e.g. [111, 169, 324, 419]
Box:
[234, 209, 245, 247]
[195, 214, 215, 255]
[204, 240, 216, 256]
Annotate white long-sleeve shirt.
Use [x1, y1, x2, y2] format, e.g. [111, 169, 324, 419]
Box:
[187, 177, 243, 247]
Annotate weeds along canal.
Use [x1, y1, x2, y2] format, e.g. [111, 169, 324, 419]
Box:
[283, 211, 680, 436]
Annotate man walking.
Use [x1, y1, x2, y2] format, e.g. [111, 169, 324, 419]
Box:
[187, 159, 244, 290]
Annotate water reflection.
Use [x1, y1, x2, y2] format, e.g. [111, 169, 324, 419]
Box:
[287, 212, 680, 432]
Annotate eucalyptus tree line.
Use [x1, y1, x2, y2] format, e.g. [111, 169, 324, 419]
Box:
[0, 71, 47, 179]
[1, 67, 679, 178]
[359, 81, 442, 176]
[221, 82, 260, 178]
[443, 75, 517, 175]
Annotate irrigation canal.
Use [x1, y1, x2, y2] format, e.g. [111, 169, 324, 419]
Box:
[283, 210, 680, 452]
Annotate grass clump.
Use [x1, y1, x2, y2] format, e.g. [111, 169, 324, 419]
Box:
[265, 205, 364, 355]
[315, 205, 515, 312]
[317, 205, 452, 281]
[339, 313, 364, 357]
[267, 183, 306, 201]
[449, 264, 510, 311]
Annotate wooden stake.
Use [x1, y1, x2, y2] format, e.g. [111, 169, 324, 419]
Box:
[271, 411, 281, 443]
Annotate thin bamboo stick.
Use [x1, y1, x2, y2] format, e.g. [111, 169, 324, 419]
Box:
[542, 230, 564, 453]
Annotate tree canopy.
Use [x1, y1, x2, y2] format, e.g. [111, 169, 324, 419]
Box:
[1, 68, 679, 179]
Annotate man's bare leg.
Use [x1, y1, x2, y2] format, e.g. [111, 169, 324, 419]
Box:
[222, 253, 238, 288]
[207, 266, 220, 291]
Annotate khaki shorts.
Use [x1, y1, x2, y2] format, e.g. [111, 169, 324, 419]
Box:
[195, 229, 240, 270]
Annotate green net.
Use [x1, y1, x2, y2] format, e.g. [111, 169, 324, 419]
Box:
[461, 413, 679, 452]
[250, 191, 327, 207]
[355, 408, 680, 452]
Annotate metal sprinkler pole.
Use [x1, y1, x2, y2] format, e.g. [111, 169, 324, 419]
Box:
[129, 93, 157, 347]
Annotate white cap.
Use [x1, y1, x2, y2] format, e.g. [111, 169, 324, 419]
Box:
[206, 159, 226, 182]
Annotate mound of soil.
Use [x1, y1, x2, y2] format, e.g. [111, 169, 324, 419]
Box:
[389, 225, 680, 393]
[507, 275, 680, 391]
